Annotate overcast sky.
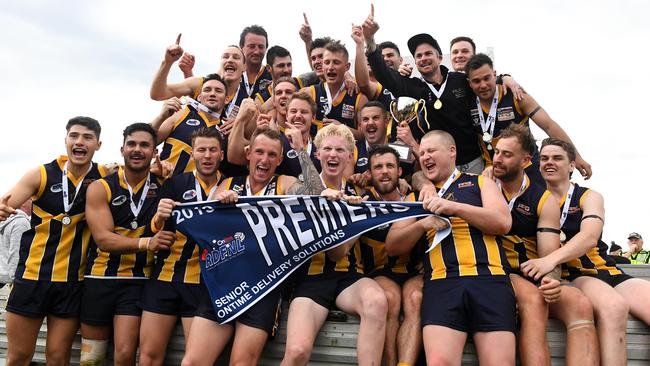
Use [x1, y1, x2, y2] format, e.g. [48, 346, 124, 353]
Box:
[2, 0, 648, 249]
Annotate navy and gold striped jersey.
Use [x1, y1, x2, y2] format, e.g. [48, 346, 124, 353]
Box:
[16, 156, 107, 282]
[223, 175, 283, 196]
[372, 82, 395, 111]
[254, 76, 306, 104]
[306, 180, 364, 275]
[240, 68, 273, 99]
[224, 83, 250, 120]
[499, 177, 551, 273]
[152, 171, 224, 283]
[560, 184, 622, 278]
[276, 134, 321, 179]
[159, 105, 223, 177]
[471, 86, 530, 164]
[425, 173, 509, 280]
[360, 189, 424, 275]
[85, 168, 159, 279]
[308, 83, 364, 136]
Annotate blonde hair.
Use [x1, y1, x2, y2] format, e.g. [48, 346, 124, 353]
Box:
[314, 124, 355, 152]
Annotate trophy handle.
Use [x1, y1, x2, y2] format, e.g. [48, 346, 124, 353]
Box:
[389, 99, 399, 123]
[416, 99, 426, 113]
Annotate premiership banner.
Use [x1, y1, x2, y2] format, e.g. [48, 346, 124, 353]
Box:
[172, 195, 449, 324]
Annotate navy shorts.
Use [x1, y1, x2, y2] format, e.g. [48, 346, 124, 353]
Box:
[139, 279, 204, 317]
[6, 279, 82, 318]
[291, 271, 363, 310]
[196, 285, 282, 335]
[81, 278, 145, 325]
[422, 276, 516, 334]
[370, 268, 419, 287]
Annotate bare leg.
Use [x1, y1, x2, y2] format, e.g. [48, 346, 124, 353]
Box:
[422, 325, 467, 366]
[615, 278, 650, 324]
[374, 276, 401, 366]
[335, 278, 388, 366]
[229, 322, 269, 366]
[572, 276, 628, 366]
[44, 315, 79, 366]
[6, 312, 43, 366]
[138, 311, 178, 366]
[397, 275, 422, 365]
[473, 331, 516, 366]
[181, 317, 234, 366]
[549, 285, 599, 366]
[280, 297, 329, 366]
[112, 315, 140, 366]
[509, 274, 550, 366]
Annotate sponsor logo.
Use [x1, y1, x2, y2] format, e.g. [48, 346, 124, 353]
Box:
[231, 184, 244, 195]
[452, 88, 466, 99]
[356, 157, 368, 167]
[185, 119, 201, 126]
[286, 149, 298, 159]
[568, 206, 581, 214]
[497, 107, 515, 121]
[202, 232, 246, 270]
[112, 194, 128, 206]
[341, 104, 355, 120]
[259, 79, 272, 90]
[50, 183, 63, 193]
[183, 189, 197, 201]
[458, 181, 474, 189]
[515, 203, 532, 216]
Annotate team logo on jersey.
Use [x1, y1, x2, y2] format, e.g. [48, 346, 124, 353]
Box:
[568, 206, 581, 214]
[231, 184, 244, 195]
[186, 119, 201, 126]
[341, 104, 355, 119]
[470, 109, 480, 126]
[50, 183, 63, 193]
[515, 203, 532, 216]
[259, 79, 272, 90]
[356, 157, 368, 167]
[183, 189, 197, 200]
[451, 87, 466, 99]
[497, 107, 515, 121]
[202, 232, 246, 270]
[286, 149, 298, 159]
[458, 181, 474, 189]
[112, 194, 128, 206]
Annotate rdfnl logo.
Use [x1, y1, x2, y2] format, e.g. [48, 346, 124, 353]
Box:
[202, 232, 246, 270]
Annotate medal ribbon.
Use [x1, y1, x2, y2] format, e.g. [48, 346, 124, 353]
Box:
[324, 82, 345, 117]
[224, 83, 242, 119]
[421, 74, 448, 105]
[437, 168, 460, 197]
[124, 171, 150, 222]
[560, 183, 575, 229]
[476, 85, 499, 141]
[182, 96, 221, 119]
[497, 174, 528, 211]
[62, 161, 93, 215]
[245, 176, 274, 196]
[319, 173, 346, 192]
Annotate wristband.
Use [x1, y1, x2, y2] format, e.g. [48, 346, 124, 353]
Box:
[138, 237, 151, 251]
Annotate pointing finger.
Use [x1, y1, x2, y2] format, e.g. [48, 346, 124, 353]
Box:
[175, 33, 182, 45]
[303, 12, 309, 25]
[370, 3, 375, 17]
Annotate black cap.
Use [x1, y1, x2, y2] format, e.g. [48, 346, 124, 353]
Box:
[407, 33, 442, 56]
[628, 232, 643, 240]
[609, 242, 623, 252]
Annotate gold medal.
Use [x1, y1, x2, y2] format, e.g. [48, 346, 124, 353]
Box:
[434, 99, 442, 110]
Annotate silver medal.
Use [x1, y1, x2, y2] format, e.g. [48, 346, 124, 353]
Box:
[482, 132, 492, 143]
[130, 220, 138, 230]
[560, 230, 567, 244]
[61, 215, 71, 225]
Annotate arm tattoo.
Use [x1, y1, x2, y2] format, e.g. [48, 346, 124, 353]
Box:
[286, 150, 324, 195]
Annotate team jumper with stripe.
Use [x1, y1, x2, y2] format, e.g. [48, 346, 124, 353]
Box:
[16, 156, 107, 282]
[560, 184, 622, 279]
[424, 174, 509, 280]
[152, 171, 224, 284]
[85, 168, 159, 279]
[499, 176, 551, 275]
[308, 83, 364, 136]
[359, 189, 424, 275]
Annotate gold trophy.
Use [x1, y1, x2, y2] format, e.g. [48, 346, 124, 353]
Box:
[389, 97, 425, 163]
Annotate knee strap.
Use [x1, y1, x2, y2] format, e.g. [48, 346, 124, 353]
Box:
[80, 338, 108, 366]
[566, 319, 595, 332]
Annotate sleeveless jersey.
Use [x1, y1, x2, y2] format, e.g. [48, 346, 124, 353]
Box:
[560, 184, 622, 278]
[152, 171, 224, 283]
[359, 189, 424, 275]
[240, 68, 273, 99]
[254, 76, 306, 104]
[305, 180, 364, 275]
[223, 174, 283, 197]
[16, 156, 106, 282]
[424, 173, 509, 280]
[353, 137, 415, 179]
[276, 134, 321, 180]
[85, 168, 159, 279]
[499, 177, 551, 273]
[309, 83, 364, 136]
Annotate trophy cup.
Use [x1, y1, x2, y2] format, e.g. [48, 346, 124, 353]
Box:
[389, 97, 425, 163]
